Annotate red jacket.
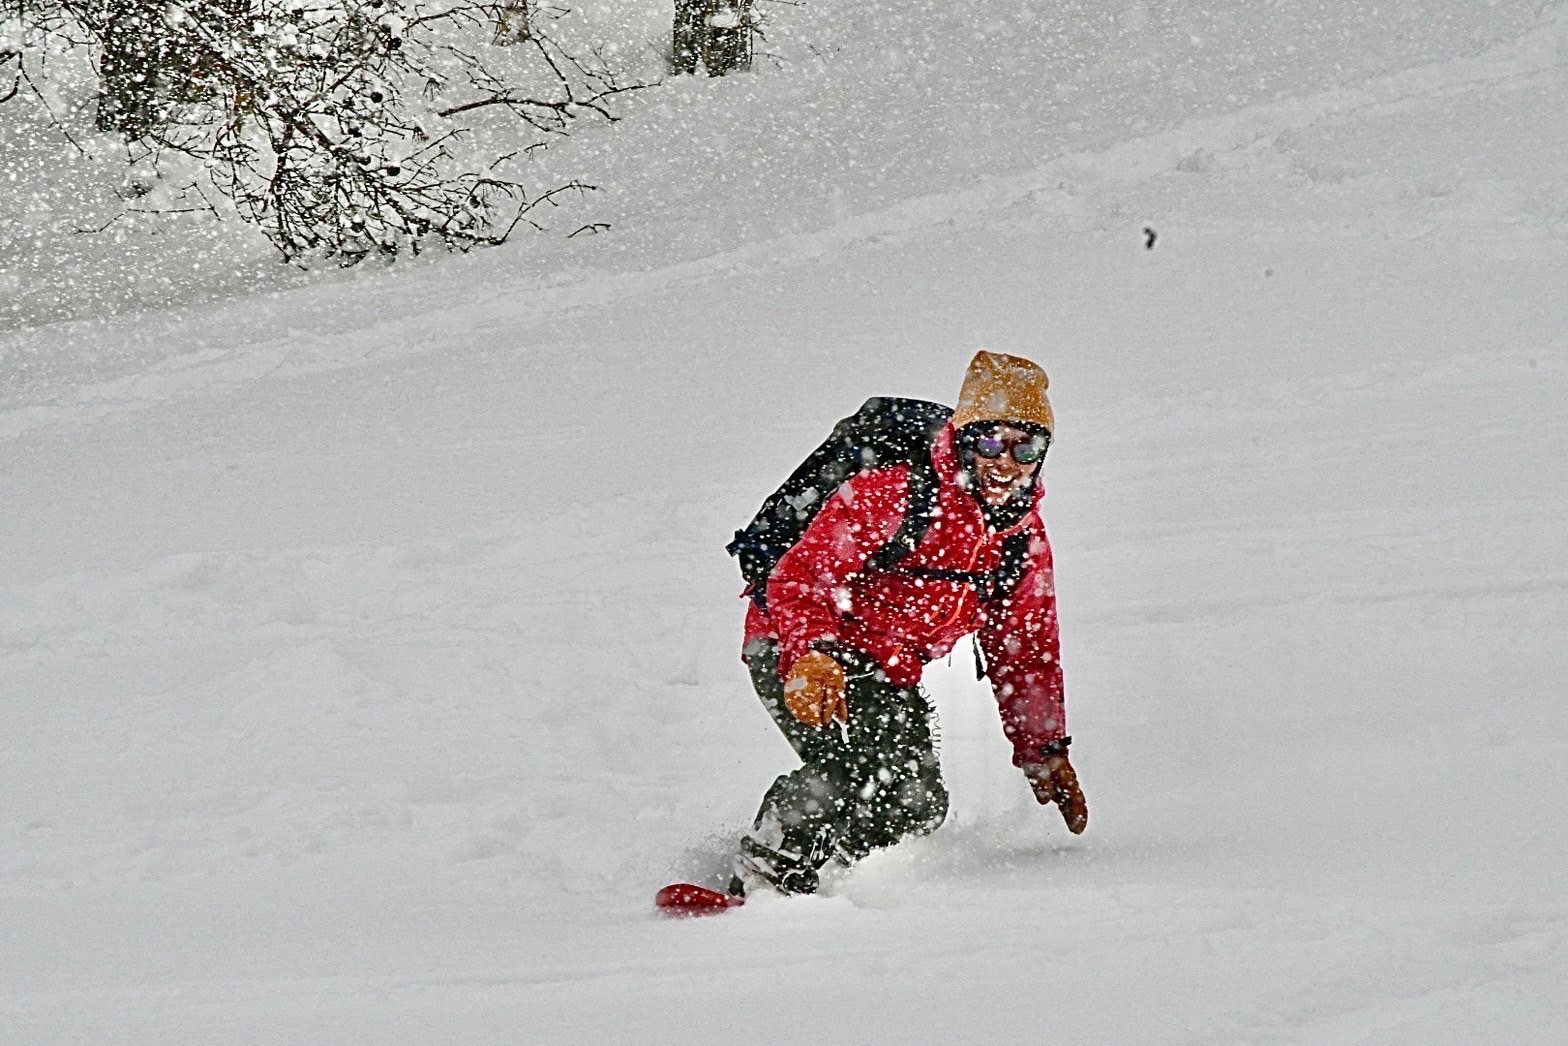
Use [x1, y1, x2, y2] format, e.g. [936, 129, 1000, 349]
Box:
[744, 423, 1066, 767]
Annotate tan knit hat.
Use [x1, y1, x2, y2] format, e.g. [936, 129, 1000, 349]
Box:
[952, 350, 1054, 433]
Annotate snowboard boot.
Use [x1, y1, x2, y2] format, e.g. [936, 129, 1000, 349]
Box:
[733, 834, 821, 895]
[731, 812, 830, 896]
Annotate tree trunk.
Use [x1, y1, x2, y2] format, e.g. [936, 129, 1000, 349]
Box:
[672, 0, 753, 76]
[95, 0, 164, 137]
[494, 0, 532, 46]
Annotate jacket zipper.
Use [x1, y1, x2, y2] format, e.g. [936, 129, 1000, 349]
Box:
[932, 517, 989, 636]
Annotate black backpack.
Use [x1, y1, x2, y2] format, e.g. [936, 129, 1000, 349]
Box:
[726, 397, 1030, 610]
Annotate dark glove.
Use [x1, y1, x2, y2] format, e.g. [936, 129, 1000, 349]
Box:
[1023, 740, 1087, 835]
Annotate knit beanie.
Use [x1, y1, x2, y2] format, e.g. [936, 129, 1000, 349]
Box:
[952, 351, 1054, 434]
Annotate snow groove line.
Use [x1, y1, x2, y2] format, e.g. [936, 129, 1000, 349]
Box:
[630, 2, 1568, 272]
[1090, 575, 1568, 629]
[1248, 909, 1568, 1044]
[0, 944, 849, 1016]
[1008, 4, 1568, 195]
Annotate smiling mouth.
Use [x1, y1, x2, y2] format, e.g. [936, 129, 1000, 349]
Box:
[979, 471, 1020, 499]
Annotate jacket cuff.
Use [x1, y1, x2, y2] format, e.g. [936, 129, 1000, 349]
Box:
[1015, 735, 1072, 768]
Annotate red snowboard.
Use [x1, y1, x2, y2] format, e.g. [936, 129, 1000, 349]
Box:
[655, 883, 745, 915]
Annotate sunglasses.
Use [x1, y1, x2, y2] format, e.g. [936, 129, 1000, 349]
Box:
[969, 431, 1050, 465]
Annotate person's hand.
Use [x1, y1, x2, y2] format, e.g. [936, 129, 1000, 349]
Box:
[783, 651, 848, 728]
[1025, 751, 1087, 834]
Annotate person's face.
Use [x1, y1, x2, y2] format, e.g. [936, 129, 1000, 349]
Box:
[968, 423, 1047, 507]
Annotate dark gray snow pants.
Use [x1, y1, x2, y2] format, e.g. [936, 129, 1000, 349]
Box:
[740, 638, 948, 891]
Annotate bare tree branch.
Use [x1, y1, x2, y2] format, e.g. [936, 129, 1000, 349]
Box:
[19, 0, 646, 265]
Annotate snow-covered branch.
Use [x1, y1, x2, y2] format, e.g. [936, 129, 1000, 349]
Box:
[12, 0, 645, 265]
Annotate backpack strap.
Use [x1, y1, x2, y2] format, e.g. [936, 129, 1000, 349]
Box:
[876, 528, 1033, 603]
[863, 457, 941, 572]
[989, 530, 1033, 603]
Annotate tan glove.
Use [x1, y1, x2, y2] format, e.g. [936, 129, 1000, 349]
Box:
[1025, 750, 1088, 835]
[783, 650, 848, 728]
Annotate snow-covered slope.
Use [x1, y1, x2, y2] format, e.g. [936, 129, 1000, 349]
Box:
[4, 2, 1567, 1041]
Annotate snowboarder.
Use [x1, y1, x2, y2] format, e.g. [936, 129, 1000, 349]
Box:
[730, 350, 1087, 897]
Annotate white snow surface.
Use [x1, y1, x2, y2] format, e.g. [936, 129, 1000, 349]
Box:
[4, 1, 1568, 1041]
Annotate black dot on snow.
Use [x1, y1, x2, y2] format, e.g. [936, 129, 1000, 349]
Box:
[1143, 227, 1157, 249]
